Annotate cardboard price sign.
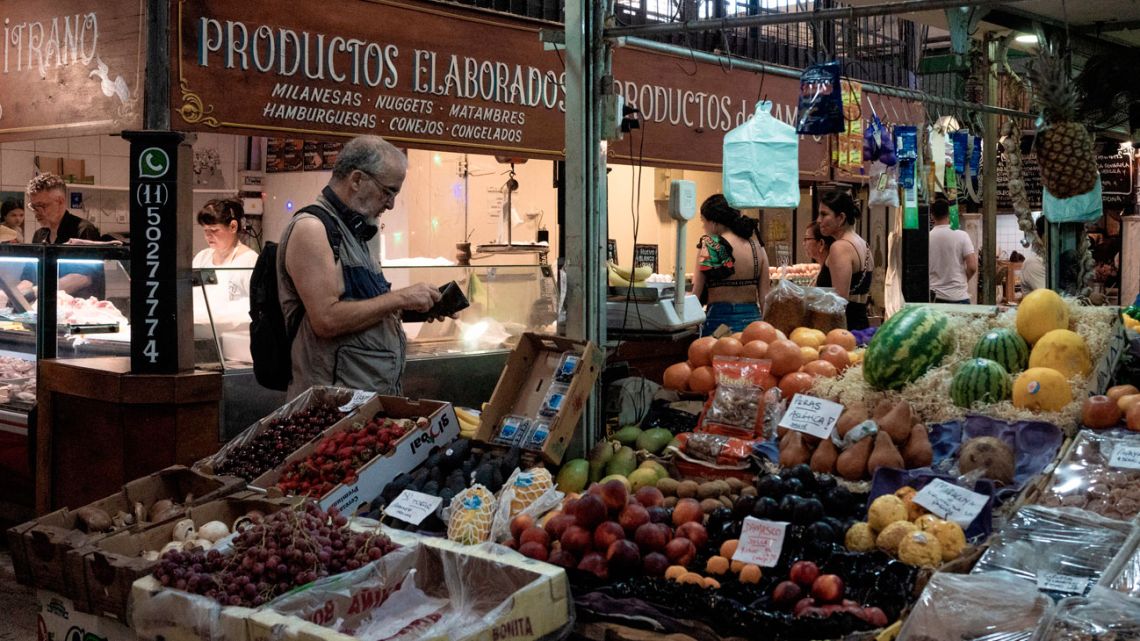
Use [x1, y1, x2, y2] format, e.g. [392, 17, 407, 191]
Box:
[913, 479, 988, 528]
[385, 490, 443, 525]
[778, 394, 844, 440]
[339, 391, 377, 413]
[732, 517, 788, 568]
[1109, 445, 1140, 470]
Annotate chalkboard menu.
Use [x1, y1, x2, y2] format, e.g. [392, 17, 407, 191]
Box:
[633, 244, 659, 273]
[607, 239, 618, 263]
[996, 135, 1135, 211]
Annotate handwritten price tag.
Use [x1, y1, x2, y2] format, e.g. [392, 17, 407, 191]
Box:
[339, 390, 376, 413]
[912, 479, 988, 528]
[1109, 445, 1140, 470]
[732, 517, 788, 568]
[1036, 573, 1089, 595]
[778, 394, 844, 440]
[385, 490, 443, 525]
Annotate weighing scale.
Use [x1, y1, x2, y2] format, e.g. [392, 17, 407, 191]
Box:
[607, 180, 705, 332]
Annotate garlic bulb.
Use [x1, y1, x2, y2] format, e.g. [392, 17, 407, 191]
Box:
[197, 521, 230, 543]
[172, 518, 197, 542]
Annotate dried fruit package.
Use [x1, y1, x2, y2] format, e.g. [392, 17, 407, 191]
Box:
[673, 432, 758, 467]
[897, 572, 1051, 641]
[698, 356, 772, 438]
[763, 270, 807, 334]
[1101, 528, 1140, 599]
[1033, 591, 1140, 641]
[805, 286, 848, 333]
[1033, 431, 1140, 521]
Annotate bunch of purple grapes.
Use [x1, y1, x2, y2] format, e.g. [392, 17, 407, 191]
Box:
[152, 502, 396, 607]
[216, 404, 346, 480]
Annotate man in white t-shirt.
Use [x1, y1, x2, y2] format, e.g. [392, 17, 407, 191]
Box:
[928, 198, 977, 304]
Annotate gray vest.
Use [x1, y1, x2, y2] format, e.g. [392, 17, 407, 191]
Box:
[277, 196, 406, 399]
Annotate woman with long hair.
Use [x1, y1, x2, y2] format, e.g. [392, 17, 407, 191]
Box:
[815, 189, 873, 330]
[691, 194, 770, 336]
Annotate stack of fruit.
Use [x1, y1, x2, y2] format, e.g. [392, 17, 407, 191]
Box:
[769, 560, 888, 625]
[607, 263, 652, 288]
[555, 429, 675, 496]
[274, 416, 417, 497]
[844, 491, 968, 568]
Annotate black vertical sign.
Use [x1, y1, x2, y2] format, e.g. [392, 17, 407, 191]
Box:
[633, 243, 659, 274]
[607, 239, 618, 264]
[126, 132, 182, 373]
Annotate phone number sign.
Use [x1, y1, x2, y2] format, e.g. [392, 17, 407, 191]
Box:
[126, 132, 183, 373]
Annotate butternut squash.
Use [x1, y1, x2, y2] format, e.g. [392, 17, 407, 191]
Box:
[836, 435, 873, 481]
[810, 437, 839, 474]
[779, 432, 812, 468]
[902, 423, 933, 468]
[867, 430, 905, 476]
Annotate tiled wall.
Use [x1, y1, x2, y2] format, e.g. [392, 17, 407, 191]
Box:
[996, 213, 1033, 259]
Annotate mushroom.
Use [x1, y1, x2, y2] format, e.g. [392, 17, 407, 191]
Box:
[197, 521, 230, 543]
[148, 499, 174, 522]
[172, 518, 196, 542]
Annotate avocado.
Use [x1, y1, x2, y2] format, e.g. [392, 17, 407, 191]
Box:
[635, 428, 674, 455]
[556, 459, 590, 494]
[613, 425, 644, 447]
[605, 445, 638, 478]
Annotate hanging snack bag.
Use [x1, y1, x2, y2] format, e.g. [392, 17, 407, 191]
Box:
[698, 356, 772, 438]
[796, 61, 845, 135]
[763, 267, 807, 335]
[805, 286, 849, 332]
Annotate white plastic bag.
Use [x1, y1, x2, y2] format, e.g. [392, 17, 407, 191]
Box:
[868, 161, 900, 207]
[723, 101, 800, 208]
[355, 570, 450, 641]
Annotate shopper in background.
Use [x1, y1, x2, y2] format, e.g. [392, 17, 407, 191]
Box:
[1, 198, 25, 243]
[691, 194, 770, 336]
[193, 198, 259, 300]
[927, 198, 977, 304]
[816, 188, 873, 330]
[20, 173, 104, 298]
[803, 221, 832, 285]
[278, 135, 442, 399]
[1020, 215, 1047, 294]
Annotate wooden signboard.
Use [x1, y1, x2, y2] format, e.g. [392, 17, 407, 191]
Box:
[172, 0, 921, 176]
[0, 0, 145, 142]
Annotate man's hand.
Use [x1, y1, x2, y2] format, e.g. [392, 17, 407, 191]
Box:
[398, 283, 442, 313]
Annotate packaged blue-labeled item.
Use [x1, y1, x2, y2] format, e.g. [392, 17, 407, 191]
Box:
[525, 420, 551, 450]
[895, 125, 918, 160]
[539, 383, 571, 418]
[554, 352, 581, 383]
[494, 415, 530, 446]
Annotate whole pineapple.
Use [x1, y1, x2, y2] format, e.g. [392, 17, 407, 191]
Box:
[1031, 53, 1098, 199]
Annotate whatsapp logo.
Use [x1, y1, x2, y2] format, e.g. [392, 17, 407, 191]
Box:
[139, 147, 170, 179]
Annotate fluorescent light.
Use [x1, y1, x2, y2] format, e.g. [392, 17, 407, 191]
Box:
[1015, 33, 1038, 44]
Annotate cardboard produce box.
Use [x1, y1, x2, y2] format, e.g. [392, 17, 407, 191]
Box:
[251, 396, 459, 516]
[81, 493, 295, 622]
[7, 466, 243, 606]
[36, 589, 138, 641]
[245, 537, 572, 641]
[476, 333, 604, 464]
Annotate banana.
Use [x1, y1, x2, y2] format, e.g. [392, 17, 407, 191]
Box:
[610, 264, 653, 282]
[608, 269, 631, 288]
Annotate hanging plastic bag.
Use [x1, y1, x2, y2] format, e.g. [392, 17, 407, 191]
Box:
[763, 267, 807, 334]
[868, 161, 900, 207]
[723, 101, 800, 208]
[864, 115, 897, 166]
[951, 130, 970, 174]
[1043, 175, 1104, 223]
[805, 286, 849, 332]
[796, 61, 845, 135]
[895, 125, 918, 160]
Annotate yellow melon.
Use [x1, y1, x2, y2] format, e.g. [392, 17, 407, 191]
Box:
[1016, 289, 1069, 345]
[1029, 329, 1092, 379]
[1012, 367, 1072, 412]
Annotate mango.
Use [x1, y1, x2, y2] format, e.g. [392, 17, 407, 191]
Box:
[638, 460, 669, 481]
[555, 459, 589, 494]
[628, 468, 660, 492]
[605, 446, 638, 478]
[613, 425, 644, 447]
[635, 428, 674, 455]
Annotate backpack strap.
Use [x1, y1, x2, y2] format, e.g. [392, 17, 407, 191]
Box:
[296, 204, 344, 262]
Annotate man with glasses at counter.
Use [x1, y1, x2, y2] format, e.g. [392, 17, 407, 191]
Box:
[18, 173, 105, 300]
[277, 135, 443, 400]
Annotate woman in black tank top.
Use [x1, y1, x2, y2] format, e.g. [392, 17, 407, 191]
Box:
[816, 189, 873, 330]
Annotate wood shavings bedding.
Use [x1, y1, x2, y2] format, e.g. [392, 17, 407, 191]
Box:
[810, 301, 1118, 434]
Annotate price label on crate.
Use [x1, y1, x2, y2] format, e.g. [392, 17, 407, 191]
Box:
[339, 390, 376, 413]
[778, 394, 843, 440]
[1109, 445, 1140, 470]
[733, 517, 787, 568]
[385, 490, 443, 525]
[913, 479, 988, 528]
[1036, 573, 1089, 595]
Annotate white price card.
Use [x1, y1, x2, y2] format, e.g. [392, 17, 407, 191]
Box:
[385, 490, 443, 525]
[1036, 573, 1089, 595]
[732, 517, 788, 568]
[912, 479, 988, 528]
[778, 394, 844, 440]
[339, 390, 376, 413]
[1109, 445, 1140, 471]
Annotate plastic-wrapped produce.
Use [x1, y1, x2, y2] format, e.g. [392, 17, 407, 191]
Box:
[1034, 431, 1140, 522]
[1032, 591, 1140, 641]
[1100, 528, 1140, 599]
[897, 572, 1051, 641]
[972, 506, 1133, 601]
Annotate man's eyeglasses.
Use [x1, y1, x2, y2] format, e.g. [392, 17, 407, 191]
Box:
[359, 170, 400, 203]
[28, 200, 55, 213]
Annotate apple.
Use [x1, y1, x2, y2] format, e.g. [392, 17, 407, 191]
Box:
[810, 574, 845, 604]
[793, 597, 816, 617]
[862, 607, 888, 627]
[593, 521, 625, 551]
[772, 581, 803, 608]
[789, 560, 820, 587]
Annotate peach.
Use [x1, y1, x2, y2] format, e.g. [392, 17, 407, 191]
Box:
[593, 521, 625, 551]
[577, 552, 609, 580]
[633, 522, 670, 553]
[600, 479, 630, 513]
[672, 498, 704, 526]
[560, 525, 593, 555]
[772, 581, 803, 608]
[675, 522, 708, 550]
[518, 541, 548, 561]
[545, 514, 577, 541]
[605, 540, 642, 575]
[575, 494, 607, 530]
[618, 504, 651, 535]
[519, 526, 549, 549]
[664, 537, 696, 566]
[634, 486, 665, 508]
[810, 574, 845, 604]
[510, 514, 535, 541]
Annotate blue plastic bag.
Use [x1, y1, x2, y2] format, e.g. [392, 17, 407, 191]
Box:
[723, 101, 800, 208]
[795, 61, 844, 135]
[1043, 175, 1104, 223]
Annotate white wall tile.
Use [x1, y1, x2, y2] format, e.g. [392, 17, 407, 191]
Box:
[68, 136, 102, 156]
[101, 155, 129, 186]
[34, 138, 68, 154]
[1, 141, 35, 152]
[99, 134, 130, 157]
[1, 150, 35, 186]
[71, 155, 101, 182]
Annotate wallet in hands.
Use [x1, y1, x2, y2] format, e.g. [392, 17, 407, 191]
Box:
[402, 281, 470, 323]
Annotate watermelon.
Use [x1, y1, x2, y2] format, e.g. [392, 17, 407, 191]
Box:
[972, 328, 1029, 373]
[951, 358, 1012, 408]
[863, 306, 954, 390]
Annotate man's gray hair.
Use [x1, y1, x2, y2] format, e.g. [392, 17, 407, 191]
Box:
[332, 135, 403, 179]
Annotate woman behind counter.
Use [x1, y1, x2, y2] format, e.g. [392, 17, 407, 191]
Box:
[193, 198, 258, 300]
[815, 189, 873, 330]
[1, 199, 25, 243]
[691, 194, 770, 336]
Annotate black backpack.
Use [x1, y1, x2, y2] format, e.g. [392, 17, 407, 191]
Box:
[249, 206, 343, 391]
